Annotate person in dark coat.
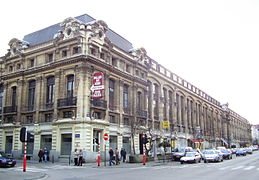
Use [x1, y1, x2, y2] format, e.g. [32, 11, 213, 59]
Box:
[120, 148, 127, 163]
[78, 149, 83, 166]
[38, 149, 44, 163]
[109, 148, 115, 166]
[115, 148, 120, 165]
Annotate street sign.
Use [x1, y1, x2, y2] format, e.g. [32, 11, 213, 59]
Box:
[162, 121, 170, 128]
[92, 72, 104, 98]
[103, 133, 109, 141]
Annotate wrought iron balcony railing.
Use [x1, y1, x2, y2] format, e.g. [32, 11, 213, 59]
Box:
[91, 99, 107, 109]
[136, 109, 147, 117]
[58, 97, 77, 107]
[3, 106, 17, 113]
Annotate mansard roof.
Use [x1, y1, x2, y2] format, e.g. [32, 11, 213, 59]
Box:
[23, 14, 133, 52]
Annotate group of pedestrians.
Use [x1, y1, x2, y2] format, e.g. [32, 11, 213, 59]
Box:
[38, 147, 48, 163]
[74, 149, 84, 166]
[109, 148, 127, 166]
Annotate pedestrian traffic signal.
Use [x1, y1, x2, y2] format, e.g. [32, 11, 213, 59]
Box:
[142, 134, 149, 144]
[20, 127, 26, 142]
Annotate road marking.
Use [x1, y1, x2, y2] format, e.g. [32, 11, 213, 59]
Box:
[219, 166, 232, 170]
[243, 166, 255, 170]
[231, 166, 244, 170]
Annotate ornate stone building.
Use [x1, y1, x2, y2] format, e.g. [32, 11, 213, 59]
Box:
[0, 14, 251, 161]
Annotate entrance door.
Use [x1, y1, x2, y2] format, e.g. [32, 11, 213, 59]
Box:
[61, 134, 72, 155]
[123, 137, 131, 154]
[5, 136, 13, 154]
[109, 136, 117, 150]
[41, 135, 52, 150]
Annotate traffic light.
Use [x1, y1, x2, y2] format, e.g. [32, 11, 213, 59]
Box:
[20, 127, 26, 142]
[142, 134, 149, 144]
[27, 132, 34, 142]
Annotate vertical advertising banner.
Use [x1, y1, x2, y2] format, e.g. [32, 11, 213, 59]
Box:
[91, 72, 104, 98]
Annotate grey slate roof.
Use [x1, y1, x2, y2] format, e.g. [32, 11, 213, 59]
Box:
[23, 14, 133, 52]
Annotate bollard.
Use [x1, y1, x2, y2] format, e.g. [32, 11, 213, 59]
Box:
[68, 155, 71, 166]
[52, 155, 54, 163]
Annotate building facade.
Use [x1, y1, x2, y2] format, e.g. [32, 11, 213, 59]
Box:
[0, 14, 251, 161]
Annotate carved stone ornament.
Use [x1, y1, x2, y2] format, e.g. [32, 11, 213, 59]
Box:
[59, 17, 85, 40]
[6, 38, 29, 57]
[130, 47, 151, 68]
[86, 20, 112, 48]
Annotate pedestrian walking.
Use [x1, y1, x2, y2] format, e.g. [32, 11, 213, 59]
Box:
[78, 149, 83, 166]
[120, 148, 127, 163]
[43, 147, 48, 162]
[38, 149, 44, 163]
[109, 148, 115, 166]
[115, 148, 120, 165]
[74, 149, 79, 166]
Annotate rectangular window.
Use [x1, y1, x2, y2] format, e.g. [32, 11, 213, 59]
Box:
[62, 50, 67, 57]
[123, 85, 129, 109]
[109, 115, 117, 124]
[28, 81, 36, 111]
[126, 64, 131, 73]
[100, 53, 105, 60]
[123, 117, 130, 126]
[9, 66, 13, 72]
[26, 116, 33, 124]
[46, 76, 55, 106]
[112, 57, 117, 67]
[63, 111, 73, 118]
[73, 47, 80, 54]
[11, 86, 17, 107]
[44, 113, 53, 122]
[0, 85, 4, 111]
[67, 75, 74, 98]
[48, 53, 53, 62]
[30, 59, 34, 68]
[109, 79, 115, 110]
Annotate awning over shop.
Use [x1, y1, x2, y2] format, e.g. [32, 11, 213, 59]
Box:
[188, 139, 201, 143]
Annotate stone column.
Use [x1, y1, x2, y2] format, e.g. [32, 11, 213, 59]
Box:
[35, 76, 43, 123]
[53, 71, 61, 121]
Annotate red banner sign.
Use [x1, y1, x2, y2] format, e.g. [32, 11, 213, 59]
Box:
[91, 72, 104, 98]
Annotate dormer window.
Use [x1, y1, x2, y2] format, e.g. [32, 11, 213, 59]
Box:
[48, 53, 53, 62]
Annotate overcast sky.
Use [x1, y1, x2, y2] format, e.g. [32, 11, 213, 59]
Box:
[1, 0, 258, 124]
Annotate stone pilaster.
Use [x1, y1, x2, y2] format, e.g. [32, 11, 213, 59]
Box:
[35, 76, 43, 123]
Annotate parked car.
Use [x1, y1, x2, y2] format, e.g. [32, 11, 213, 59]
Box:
[236, 148, 247, 156]
[220, 149, 232, 159]
[180, 152, 201, 164]
[172, 147, 193, 161]
[0, 151, 16, 167]
[203, 150, 223, 163]
[244, 148, 253, 154]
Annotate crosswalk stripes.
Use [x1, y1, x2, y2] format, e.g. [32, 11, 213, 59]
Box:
[243, 166, 255, 170]
[231, 166, 244, 170]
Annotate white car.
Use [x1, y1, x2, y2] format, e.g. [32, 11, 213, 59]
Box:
[180, 152, 201, 164]
[203, 150, 223, 163]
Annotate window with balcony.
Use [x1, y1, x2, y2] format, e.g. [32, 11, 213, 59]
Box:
[46, 76, 55, 108]
[109, 79, 115, 110]
[28, 80, 36, 111]
[11, 86, 17, 108]
[67, 75, 74, 98]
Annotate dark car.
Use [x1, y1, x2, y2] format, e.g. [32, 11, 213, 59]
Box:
[0, 151, 16, 167]
[220, 149, 232, 159]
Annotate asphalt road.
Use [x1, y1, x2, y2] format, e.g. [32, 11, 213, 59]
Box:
[1, 151, 259, 180]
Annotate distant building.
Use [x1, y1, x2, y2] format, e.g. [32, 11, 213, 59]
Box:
[251, 124, 259, 145]
[0, 14, 251, 161]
